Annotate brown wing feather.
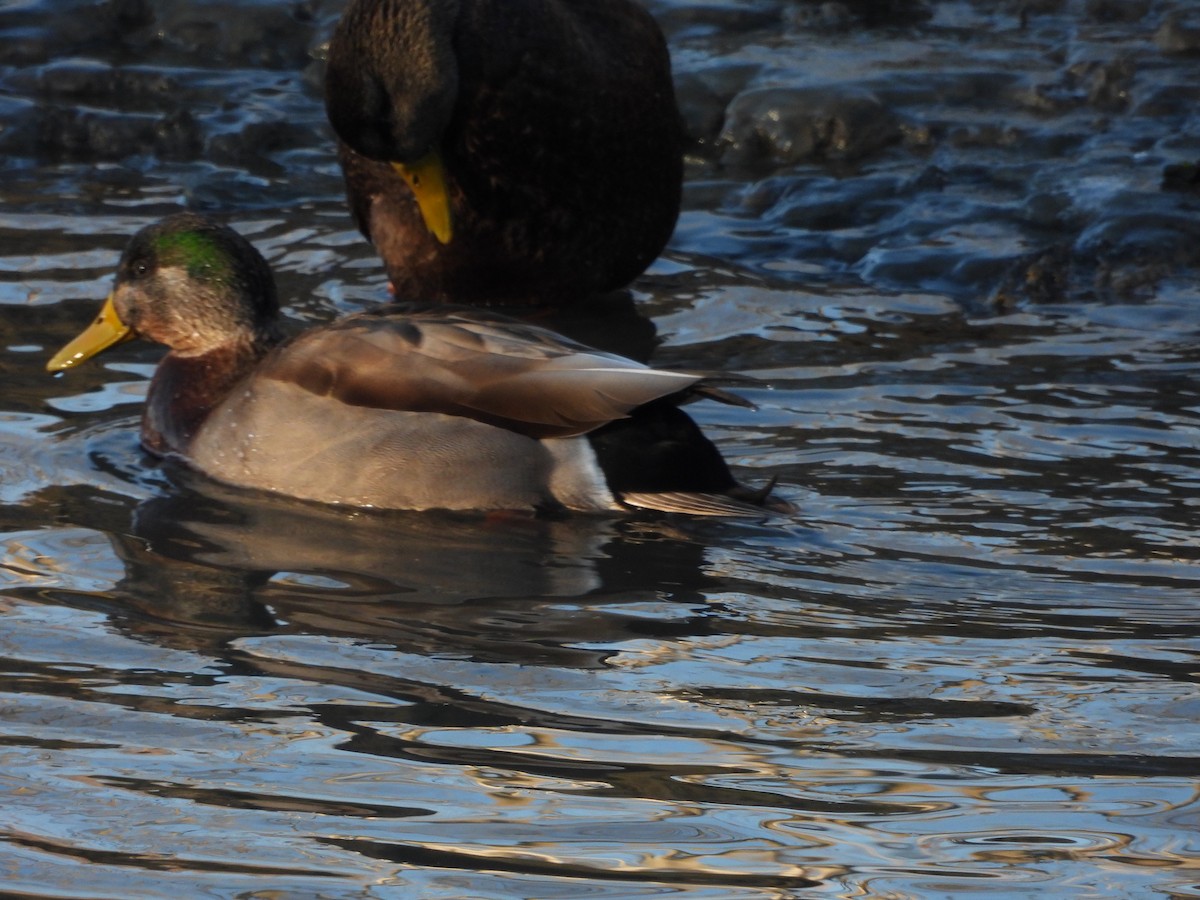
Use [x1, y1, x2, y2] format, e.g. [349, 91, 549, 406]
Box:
[257, 308, 704, 438]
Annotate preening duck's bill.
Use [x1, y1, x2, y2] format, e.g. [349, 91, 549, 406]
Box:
[392, 150, 454, 244]
[47, 294, 134, 372]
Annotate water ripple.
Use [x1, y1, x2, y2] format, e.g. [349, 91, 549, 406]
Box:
[4, 0, 1200, 896]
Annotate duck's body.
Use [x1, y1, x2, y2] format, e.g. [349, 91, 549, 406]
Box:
[325, 0, 684, 306]
[173, 307, 757, 513]
[49, 215, 789, 517]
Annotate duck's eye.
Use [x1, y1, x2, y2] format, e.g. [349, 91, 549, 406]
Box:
[126, 257, 153, 280]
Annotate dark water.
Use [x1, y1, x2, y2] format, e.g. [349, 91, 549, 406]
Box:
[4, 1, 1200, 896]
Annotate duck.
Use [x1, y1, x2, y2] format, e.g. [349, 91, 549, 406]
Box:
[47, 213, 790, 517]
[323, 0, 684, 307]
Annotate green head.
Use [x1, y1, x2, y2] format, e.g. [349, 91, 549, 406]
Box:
[48, 213, 281, 371]
[151, 226, 236, 282]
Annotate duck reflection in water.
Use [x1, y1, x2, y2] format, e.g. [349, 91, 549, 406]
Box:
[105, 474, 733, 665]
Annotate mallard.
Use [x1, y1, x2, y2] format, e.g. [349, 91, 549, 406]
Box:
[324, 0, 684, 306]
[48, 214, 790, 516]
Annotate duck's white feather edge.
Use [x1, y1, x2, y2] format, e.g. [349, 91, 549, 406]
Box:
[544, 438, 622, 512]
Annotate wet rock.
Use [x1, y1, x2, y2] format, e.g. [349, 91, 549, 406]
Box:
[1084, 0, 1149, 23]
[1000, 201, 1200, 305]
[786, 2, 858, 30]
[652, 2, 781, 40]
[993, 244, 1075, 307]
[1022, 190, 1074, 230]
[208, 120, 320, 173]
[0, 0, 325, 70]
[0, 0, 156, 65]
[1080, 59, 1135, 111]
[673, 73, 728, 152]
[12, 106, 203, 162]
[152, 3, 319, 69]
[857, 218, 1030, 301]
[153, 110, 205, 161]
[1076, 212, 1200, 267]
[786, 0, 932, 30]
[1162, 161, 1200, 194]
[765, 171, 906, 233]
[673, 64, 760, 152]
[1155, 11, 1200, 55]
[1132, 83, 1200, 118]
[11, 60, 179, 112]
[1013, 0, 1069, 22]
[948, 124, 1025, 150]
[719, 87, 901, 168]
[1013, 80, 1081, 115]
[1014, 55, 1135, 115]
[105, 0, 155, 30]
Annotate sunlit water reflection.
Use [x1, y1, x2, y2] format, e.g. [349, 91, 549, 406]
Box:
[3, 1, 1200, 897]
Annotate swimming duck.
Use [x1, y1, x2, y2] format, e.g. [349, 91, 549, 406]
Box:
[48, 214, 790, 516]
[324, 0, 684, 306]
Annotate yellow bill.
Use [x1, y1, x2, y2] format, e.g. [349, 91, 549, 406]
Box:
[392, 151, 453, 244]
[47, 294, 134, 372]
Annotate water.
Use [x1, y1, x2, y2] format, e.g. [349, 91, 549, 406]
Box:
[3, 0, 1200, 896]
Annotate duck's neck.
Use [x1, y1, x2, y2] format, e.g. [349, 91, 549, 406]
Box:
[141, 337, 275, 458]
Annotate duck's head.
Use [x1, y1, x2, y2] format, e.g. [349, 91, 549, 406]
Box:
[48, 213, 281, 372]
[325, 0, 458, 243]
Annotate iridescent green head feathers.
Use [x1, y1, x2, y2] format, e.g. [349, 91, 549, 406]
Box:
[47, 213, 282, 371]
[125, 213, 277, 313]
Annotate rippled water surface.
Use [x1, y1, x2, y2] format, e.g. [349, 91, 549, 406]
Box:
[3, 1, 1200, 897]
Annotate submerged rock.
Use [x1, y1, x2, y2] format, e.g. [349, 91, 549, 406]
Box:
[1155, 11, 1200, 54]
[0, 105, 203, 162]
[1162, 161, 1200, 194]
[1084, 0, 1150, 23]
[786, 0, 933, 30]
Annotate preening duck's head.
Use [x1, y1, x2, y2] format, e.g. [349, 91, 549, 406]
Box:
[324, 0, 459, 243]
[324, 0, 460, 164]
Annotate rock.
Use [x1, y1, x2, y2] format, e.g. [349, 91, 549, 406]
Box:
[208, 120, 318, 173]
[674, 73, 729, 152]
[719, 87, 901, 167]
[1155, 11, 1200, 54]
[786, 0, 932, 30]
[652, 2, 781, 40]
[1162, 161, 1200, 194]
[20, 106, 202, 162]
[674, 65, 760, 153]
[143, 1, 320, 68]
[1082, 59, 1135, 111]
[1085, 0, 1149, 23]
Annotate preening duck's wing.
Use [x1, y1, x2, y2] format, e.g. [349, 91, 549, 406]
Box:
[256, 308, 704, 439]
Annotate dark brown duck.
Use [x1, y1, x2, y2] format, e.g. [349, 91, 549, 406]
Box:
[324, 0, 684, 306]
